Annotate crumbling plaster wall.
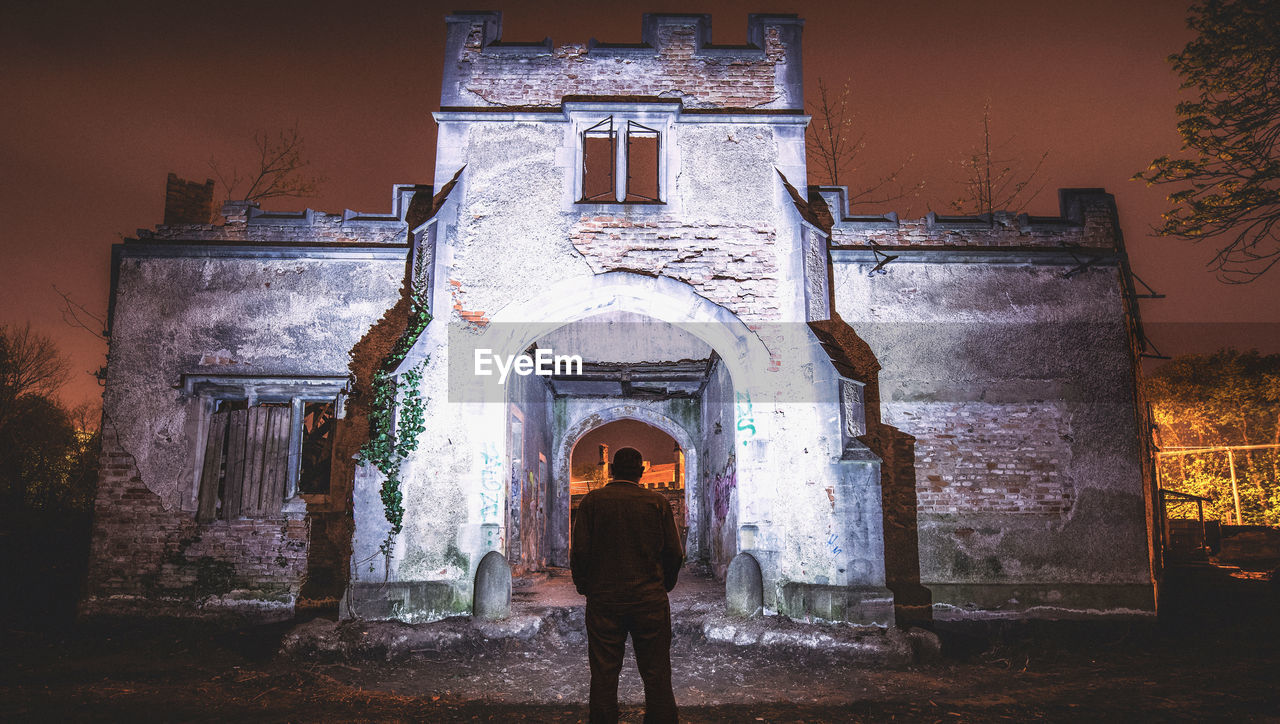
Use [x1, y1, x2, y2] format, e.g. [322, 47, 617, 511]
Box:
[435, 116, 806, 325]
[569, 122, 802, 322]
[701, 358, 737, 577]
[104, 254, 402, 507]
[832, 257, 1153, 615]
[88, 244, 404, 613]
[505, 363, 555, 573]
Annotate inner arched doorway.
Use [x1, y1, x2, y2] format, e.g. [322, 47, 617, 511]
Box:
[569, 419, 687, 546]
[558, 407, 701, 564]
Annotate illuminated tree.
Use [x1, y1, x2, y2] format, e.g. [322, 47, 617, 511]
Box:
[1135, 0, 1280, 283]
[1146, 349, 1280, 525]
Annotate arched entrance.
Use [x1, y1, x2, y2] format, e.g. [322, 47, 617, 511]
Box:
[570, 420, 687, 545]
[556, 406, 701, 566]
[476, 272, 770, 579]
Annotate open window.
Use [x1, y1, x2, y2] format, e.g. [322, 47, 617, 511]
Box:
[625, 121, 660, 202]
[582, 117, 616, 202]
[579, 116, 662, 204]
[185, 376, 346, 523]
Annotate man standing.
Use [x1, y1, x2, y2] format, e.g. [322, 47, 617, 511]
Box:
[571, 446, 684, 724]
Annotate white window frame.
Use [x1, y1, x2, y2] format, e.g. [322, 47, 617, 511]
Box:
[567, 102, 678, 206]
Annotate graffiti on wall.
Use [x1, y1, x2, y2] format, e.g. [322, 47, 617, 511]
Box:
[735, 391, 756, 445]
[826, 529, 844, 556]
[711, 456, 737, 521]
[479, 444, 503, 550]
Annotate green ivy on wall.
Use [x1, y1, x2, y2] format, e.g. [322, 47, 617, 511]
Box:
[359, 291, 431, 551]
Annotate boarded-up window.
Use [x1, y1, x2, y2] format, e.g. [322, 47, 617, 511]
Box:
[582, 117, 615, 202]
[197, 403, 292, 522]
[625, 121, 660, 202]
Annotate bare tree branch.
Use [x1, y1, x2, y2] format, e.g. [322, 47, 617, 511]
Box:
[208, 123, 326, 203]
[951, 99, 1050, 215]
[807, 78, 924, 211]
[0, 323, 71, 427]
[53, 285, 108, 342]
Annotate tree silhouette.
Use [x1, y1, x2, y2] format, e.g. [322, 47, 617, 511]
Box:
[1135, 0, 1280, 283]
[0, 322, 69, 429]
[209, 123, 325, 202]
[951, 100, 1048, 215]
[807, 78, 922, 209]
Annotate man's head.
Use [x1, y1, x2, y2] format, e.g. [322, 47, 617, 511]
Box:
[612, 447, 644, 482]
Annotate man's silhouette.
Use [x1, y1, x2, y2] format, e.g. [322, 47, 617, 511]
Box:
[571, 446, 684, 724]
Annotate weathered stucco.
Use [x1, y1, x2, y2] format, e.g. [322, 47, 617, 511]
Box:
[832, 246, 1152, 616]
[105, 255, 402, 507]
[88, 11, 1154, 625]
[87, 205, 408, 616]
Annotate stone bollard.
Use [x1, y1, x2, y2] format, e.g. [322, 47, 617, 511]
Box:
[473, 550, 512, 620]
[726, 551, 764, 618]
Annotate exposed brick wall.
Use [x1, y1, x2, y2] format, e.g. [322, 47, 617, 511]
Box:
[889, 402, 1073, 515]
[163, 173, 216, 225]
[569, 216, 780, 320]
[445, 14, 801, 110]
[83, 438, 309, 615]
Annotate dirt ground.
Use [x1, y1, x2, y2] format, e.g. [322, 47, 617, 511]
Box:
[3, 570, 1278, 723]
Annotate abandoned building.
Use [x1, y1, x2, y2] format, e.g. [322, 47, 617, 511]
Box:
[83, 12, 1158, 626]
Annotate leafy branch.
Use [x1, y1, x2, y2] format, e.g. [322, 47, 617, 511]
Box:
[1133, 0, 1280, 283]
[358, 288, 432, 549]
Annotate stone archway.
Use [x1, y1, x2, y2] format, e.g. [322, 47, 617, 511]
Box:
[552, 404, 701, 566]
[478, 271, 772, 385]
[468, 271, 772, 575]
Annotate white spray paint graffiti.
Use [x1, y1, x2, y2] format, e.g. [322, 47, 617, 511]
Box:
[479, 444, 503, 551]
[735, 390, 756, 445]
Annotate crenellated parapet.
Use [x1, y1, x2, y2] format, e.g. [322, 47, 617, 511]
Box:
[132, 182, 427, 246]
[815, 187, 1122, 251]
[441, 12, 804, 110]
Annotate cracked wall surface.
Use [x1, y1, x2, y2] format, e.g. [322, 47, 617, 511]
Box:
[86, 212, 406, 616]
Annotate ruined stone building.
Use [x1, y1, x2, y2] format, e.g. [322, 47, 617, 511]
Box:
[84, 12, 1158, 625]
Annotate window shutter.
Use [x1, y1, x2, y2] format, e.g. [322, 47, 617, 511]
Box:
[625, 121, 660, 202]
[238, 405, 292, 516]
[196, 409, 229, 522]
[582, 117, 616, 202]
[222, 408, 249, 518]
[260, 405, 292, 513]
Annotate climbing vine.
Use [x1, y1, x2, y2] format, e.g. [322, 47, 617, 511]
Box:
[358, 289, 432, 551]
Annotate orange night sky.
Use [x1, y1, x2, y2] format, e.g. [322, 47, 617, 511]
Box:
[4, 0, 1277, 411]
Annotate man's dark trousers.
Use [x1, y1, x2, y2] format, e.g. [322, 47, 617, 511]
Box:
[572, 477, 684, 724]
[586, 597, 677, 723]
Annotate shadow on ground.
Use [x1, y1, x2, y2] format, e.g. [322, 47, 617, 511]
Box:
[3, 566, 1278, 722]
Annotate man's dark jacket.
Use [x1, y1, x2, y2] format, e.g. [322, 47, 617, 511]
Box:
[571, 480, 684, 603]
